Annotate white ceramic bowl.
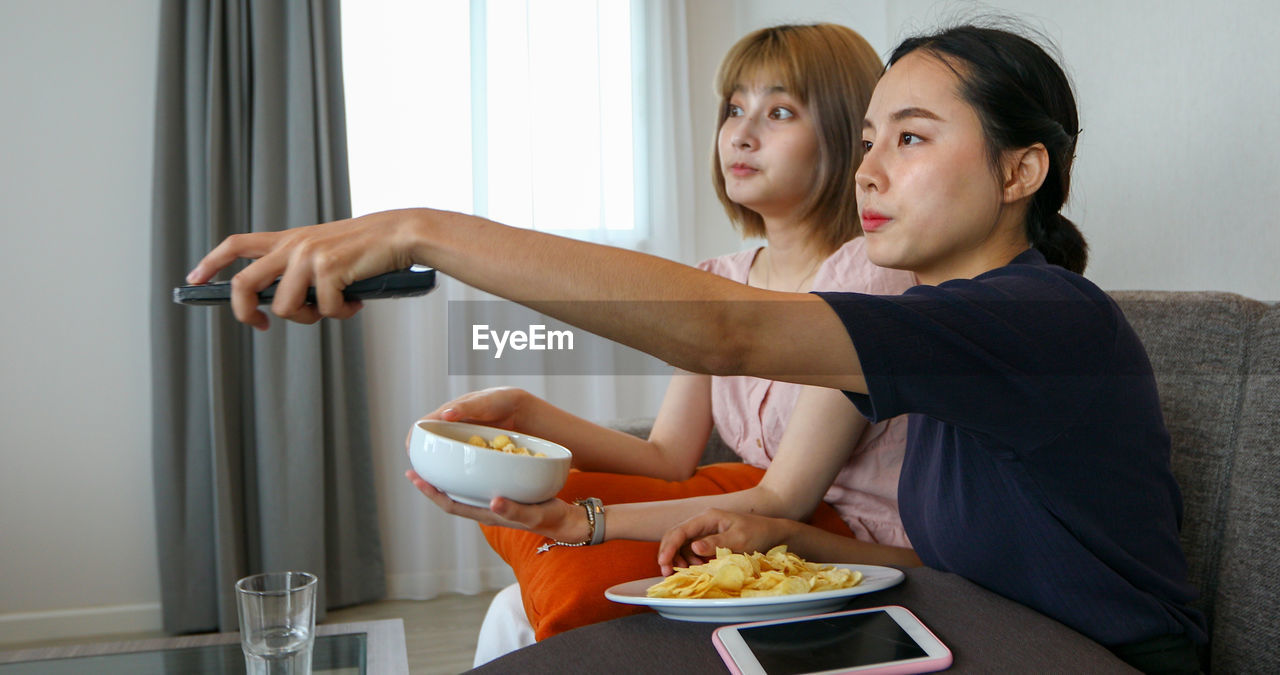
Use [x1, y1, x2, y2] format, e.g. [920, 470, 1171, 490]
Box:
[408, 420, 572, 507]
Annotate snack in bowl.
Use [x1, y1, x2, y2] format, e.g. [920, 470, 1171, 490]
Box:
[467, 434, 546, 457]
[646, 546, 862, 599]
[408, 420, 571, 508]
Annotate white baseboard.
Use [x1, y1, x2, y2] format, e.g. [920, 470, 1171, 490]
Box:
[0, 602, 163, 646]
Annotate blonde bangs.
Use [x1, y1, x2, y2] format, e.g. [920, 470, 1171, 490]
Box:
[716, 32, 810, 106]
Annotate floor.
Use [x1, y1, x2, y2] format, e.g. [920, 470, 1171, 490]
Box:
[0, 590, 499, 675]
[326, 591, 498, 674]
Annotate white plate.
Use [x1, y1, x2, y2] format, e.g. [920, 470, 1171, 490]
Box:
[604, 563, 905, 623]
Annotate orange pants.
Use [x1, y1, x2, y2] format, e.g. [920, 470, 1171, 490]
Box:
[481, 463, 857, 640]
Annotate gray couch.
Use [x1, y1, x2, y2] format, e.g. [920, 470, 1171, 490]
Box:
[487, 291, 1279, 673]
[1114, 291, 1279, 672]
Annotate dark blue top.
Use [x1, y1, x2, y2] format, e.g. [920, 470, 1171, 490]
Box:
[816, 248, 1206, 646]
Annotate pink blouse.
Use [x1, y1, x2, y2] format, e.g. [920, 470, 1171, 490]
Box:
[697, 238, 916, 547]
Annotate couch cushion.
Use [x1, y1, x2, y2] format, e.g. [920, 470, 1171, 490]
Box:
[1109, 291, 1267, 637]
[1210, 302, 1280, 672]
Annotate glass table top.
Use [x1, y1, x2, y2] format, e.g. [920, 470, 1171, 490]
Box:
[0, 632, 367, 675]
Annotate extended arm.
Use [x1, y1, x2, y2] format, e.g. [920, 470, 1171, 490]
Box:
[187, 209, 867, 392]
[406, 386, 916, 569]
[418, 373, 712, 481]
[656, 508, 922, 575]
[605, 386, 864, 538]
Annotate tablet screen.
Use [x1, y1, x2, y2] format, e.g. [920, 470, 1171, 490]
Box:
[737, 610, 928, 674]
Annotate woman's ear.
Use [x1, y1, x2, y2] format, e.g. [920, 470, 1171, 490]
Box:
[1001, 143, 1049, 204]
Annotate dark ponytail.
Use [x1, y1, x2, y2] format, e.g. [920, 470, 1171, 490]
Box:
[1035, 213, 1087, 275]
[888, 25, 1089, 273]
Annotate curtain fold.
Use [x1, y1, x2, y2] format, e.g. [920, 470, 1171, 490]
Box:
[150, 0, 384, 634]
[636, 0, 696, 265]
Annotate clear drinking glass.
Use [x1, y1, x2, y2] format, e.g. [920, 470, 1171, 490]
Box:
[235, 571, 318, 675]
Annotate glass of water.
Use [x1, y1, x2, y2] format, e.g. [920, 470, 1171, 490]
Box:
[236, 571, 318, 674]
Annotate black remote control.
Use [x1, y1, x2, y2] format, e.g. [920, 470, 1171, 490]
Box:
[173, 266, 436, 305]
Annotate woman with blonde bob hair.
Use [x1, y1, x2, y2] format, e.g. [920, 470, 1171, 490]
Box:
[396, 23, 915, 659]
[711, 23, 879, 252]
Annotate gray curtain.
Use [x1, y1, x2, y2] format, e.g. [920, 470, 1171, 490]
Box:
[149, 0, 385, 634]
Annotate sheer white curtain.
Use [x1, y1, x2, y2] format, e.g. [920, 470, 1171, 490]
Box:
[343, 0, 695, 599]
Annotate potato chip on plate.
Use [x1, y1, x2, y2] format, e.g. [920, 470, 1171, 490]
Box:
[646, 546, 863, 599]
[605, 551, 904, 623]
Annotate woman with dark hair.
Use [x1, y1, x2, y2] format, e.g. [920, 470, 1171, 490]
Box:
[187, 22, 1204, 674]
[657, 26, 1203, 673]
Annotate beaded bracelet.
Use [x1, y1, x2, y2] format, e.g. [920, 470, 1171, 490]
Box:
[536, 498, 604, 554]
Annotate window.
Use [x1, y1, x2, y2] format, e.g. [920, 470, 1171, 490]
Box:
[341, 0, 641, 245]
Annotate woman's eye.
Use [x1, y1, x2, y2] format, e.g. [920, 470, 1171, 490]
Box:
[901, 132, 922, 145]
[769, 107, 795, 120]
[861, 140, 873, 152]
[726, 104, 744, 117]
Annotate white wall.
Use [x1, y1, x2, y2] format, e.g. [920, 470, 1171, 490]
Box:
[1, 0, 1277, 647]
[886, 0, 1280, 299]
[0, 0, 162, 643]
